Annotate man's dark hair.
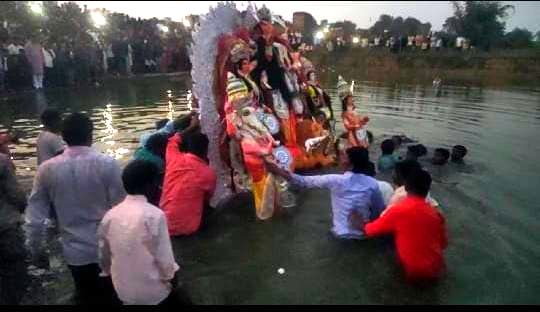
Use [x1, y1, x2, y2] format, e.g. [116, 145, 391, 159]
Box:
[346, 146, 370, 174]
[452, 145, 468, 161]
[183, 131, 209, 160]
[122, 160, 160, 195]
[394, 159, 421, 186]
[365, 161, 376, 177]
[41, 108, 62, 132]
[173, 114, 193, 132]
[145, 133, 168, 159]
[367, 130, 373, 145]
[155, 118, 169, 131]
[341, 95, 352, 112]
[407, 144, 427, 158]
[62, 113, 93, 146]
[391, 135, 402, 147]
[434, 148, 450, 162]
[405, 168, 432, 198]
[381, 139, 395, 155]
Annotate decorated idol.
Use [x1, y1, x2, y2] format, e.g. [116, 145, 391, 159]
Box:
[190, 3, 327, 217]
[338, 75, 370, 149]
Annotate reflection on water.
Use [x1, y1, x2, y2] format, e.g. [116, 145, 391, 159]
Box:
[100, 104, 129, 160]
[1, 77, 540, 304]
[167, 90, 174, 120]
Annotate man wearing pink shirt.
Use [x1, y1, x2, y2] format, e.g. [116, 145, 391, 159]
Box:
[98, 160, 191, 305]
[159, 115, 217, 236]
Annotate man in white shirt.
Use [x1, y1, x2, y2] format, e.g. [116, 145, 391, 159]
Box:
[365, 161, 394, 206]
[25, 113, 126, 305]
[98, 160, 190, 305]
[36, 108, 65, 228]
[37, 108, 65, 166]
[382, 159, 439, 216]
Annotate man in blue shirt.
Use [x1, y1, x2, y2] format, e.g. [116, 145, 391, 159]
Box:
[265, 147, 385, 239]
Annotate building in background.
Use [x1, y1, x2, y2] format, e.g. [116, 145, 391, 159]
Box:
[292, 12, 317, 45]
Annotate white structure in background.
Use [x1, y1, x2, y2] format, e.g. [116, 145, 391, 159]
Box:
[456, 37, 465, 49]
[326, 40, 333, 52]
[361, 38, 369, 48]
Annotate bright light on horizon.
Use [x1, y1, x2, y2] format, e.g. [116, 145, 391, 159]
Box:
[315, 31, 324, 40]
[323, 27, 329, 33]
[91, 12, 107, 27]
[352, 37, 359, 44]
[158, 24, 169, 33]
[183, 19, 191, 28]
[30, 1, 43, 14]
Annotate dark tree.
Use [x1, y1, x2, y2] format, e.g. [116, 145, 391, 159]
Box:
[444, 1, 515, 50]
[504, 28, 533, 49]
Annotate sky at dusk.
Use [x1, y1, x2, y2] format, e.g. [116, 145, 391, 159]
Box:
[67, 1, 540, 33]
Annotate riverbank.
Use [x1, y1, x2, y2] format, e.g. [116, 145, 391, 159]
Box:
[307, 47, 540, 88]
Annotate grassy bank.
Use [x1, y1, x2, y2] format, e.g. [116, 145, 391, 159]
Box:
[306, 47, 540, 88]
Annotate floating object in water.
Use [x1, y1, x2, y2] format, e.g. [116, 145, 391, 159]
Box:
[277, 268, 285, 275]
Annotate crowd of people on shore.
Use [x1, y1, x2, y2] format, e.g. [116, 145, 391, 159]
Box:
[0, 89, 469, 304]
[321, 32, 472, 54]
[0, 32, 190, 94]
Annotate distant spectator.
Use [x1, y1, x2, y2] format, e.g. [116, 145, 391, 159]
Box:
[25, 38, 45, 89]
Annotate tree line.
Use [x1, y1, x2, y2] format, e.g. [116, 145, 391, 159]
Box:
[326, 1, 539, 51]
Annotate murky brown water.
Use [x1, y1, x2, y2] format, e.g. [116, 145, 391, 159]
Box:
[2, 76, 540, 304]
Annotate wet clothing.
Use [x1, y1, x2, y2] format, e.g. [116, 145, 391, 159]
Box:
[385, 186, 439, 216]
[25, 146, 126, 266]
[133, 148, 164, 172]
[0, 154, 28, 305]
[68, 263, 121, 305]
[98, 195, 179, 305]
[290, 171, 385, 238]
[377, 180, 394, 206]
[160, 134, 216, 236]
[139, 120, 175, 149]
[365, 196, 448, 280]
[0, 154, 26, 233]
[377, 154, 400, 172]
[36, 130, 65, 165]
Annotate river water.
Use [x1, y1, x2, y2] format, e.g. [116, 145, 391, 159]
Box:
[1, 76, 539, 304]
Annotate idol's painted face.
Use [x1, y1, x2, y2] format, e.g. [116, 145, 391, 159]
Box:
[260, 20, 274, 37]
[308, 72, 316, 81]
[239, 59, 251, 75]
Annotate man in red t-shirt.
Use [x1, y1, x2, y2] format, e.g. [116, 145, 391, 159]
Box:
[351, 168, 448, 282]
[160, 116, 217, 236]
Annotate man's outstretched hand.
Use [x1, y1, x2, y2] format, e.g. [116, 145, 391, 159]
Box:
[263, 158, 292, 181]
